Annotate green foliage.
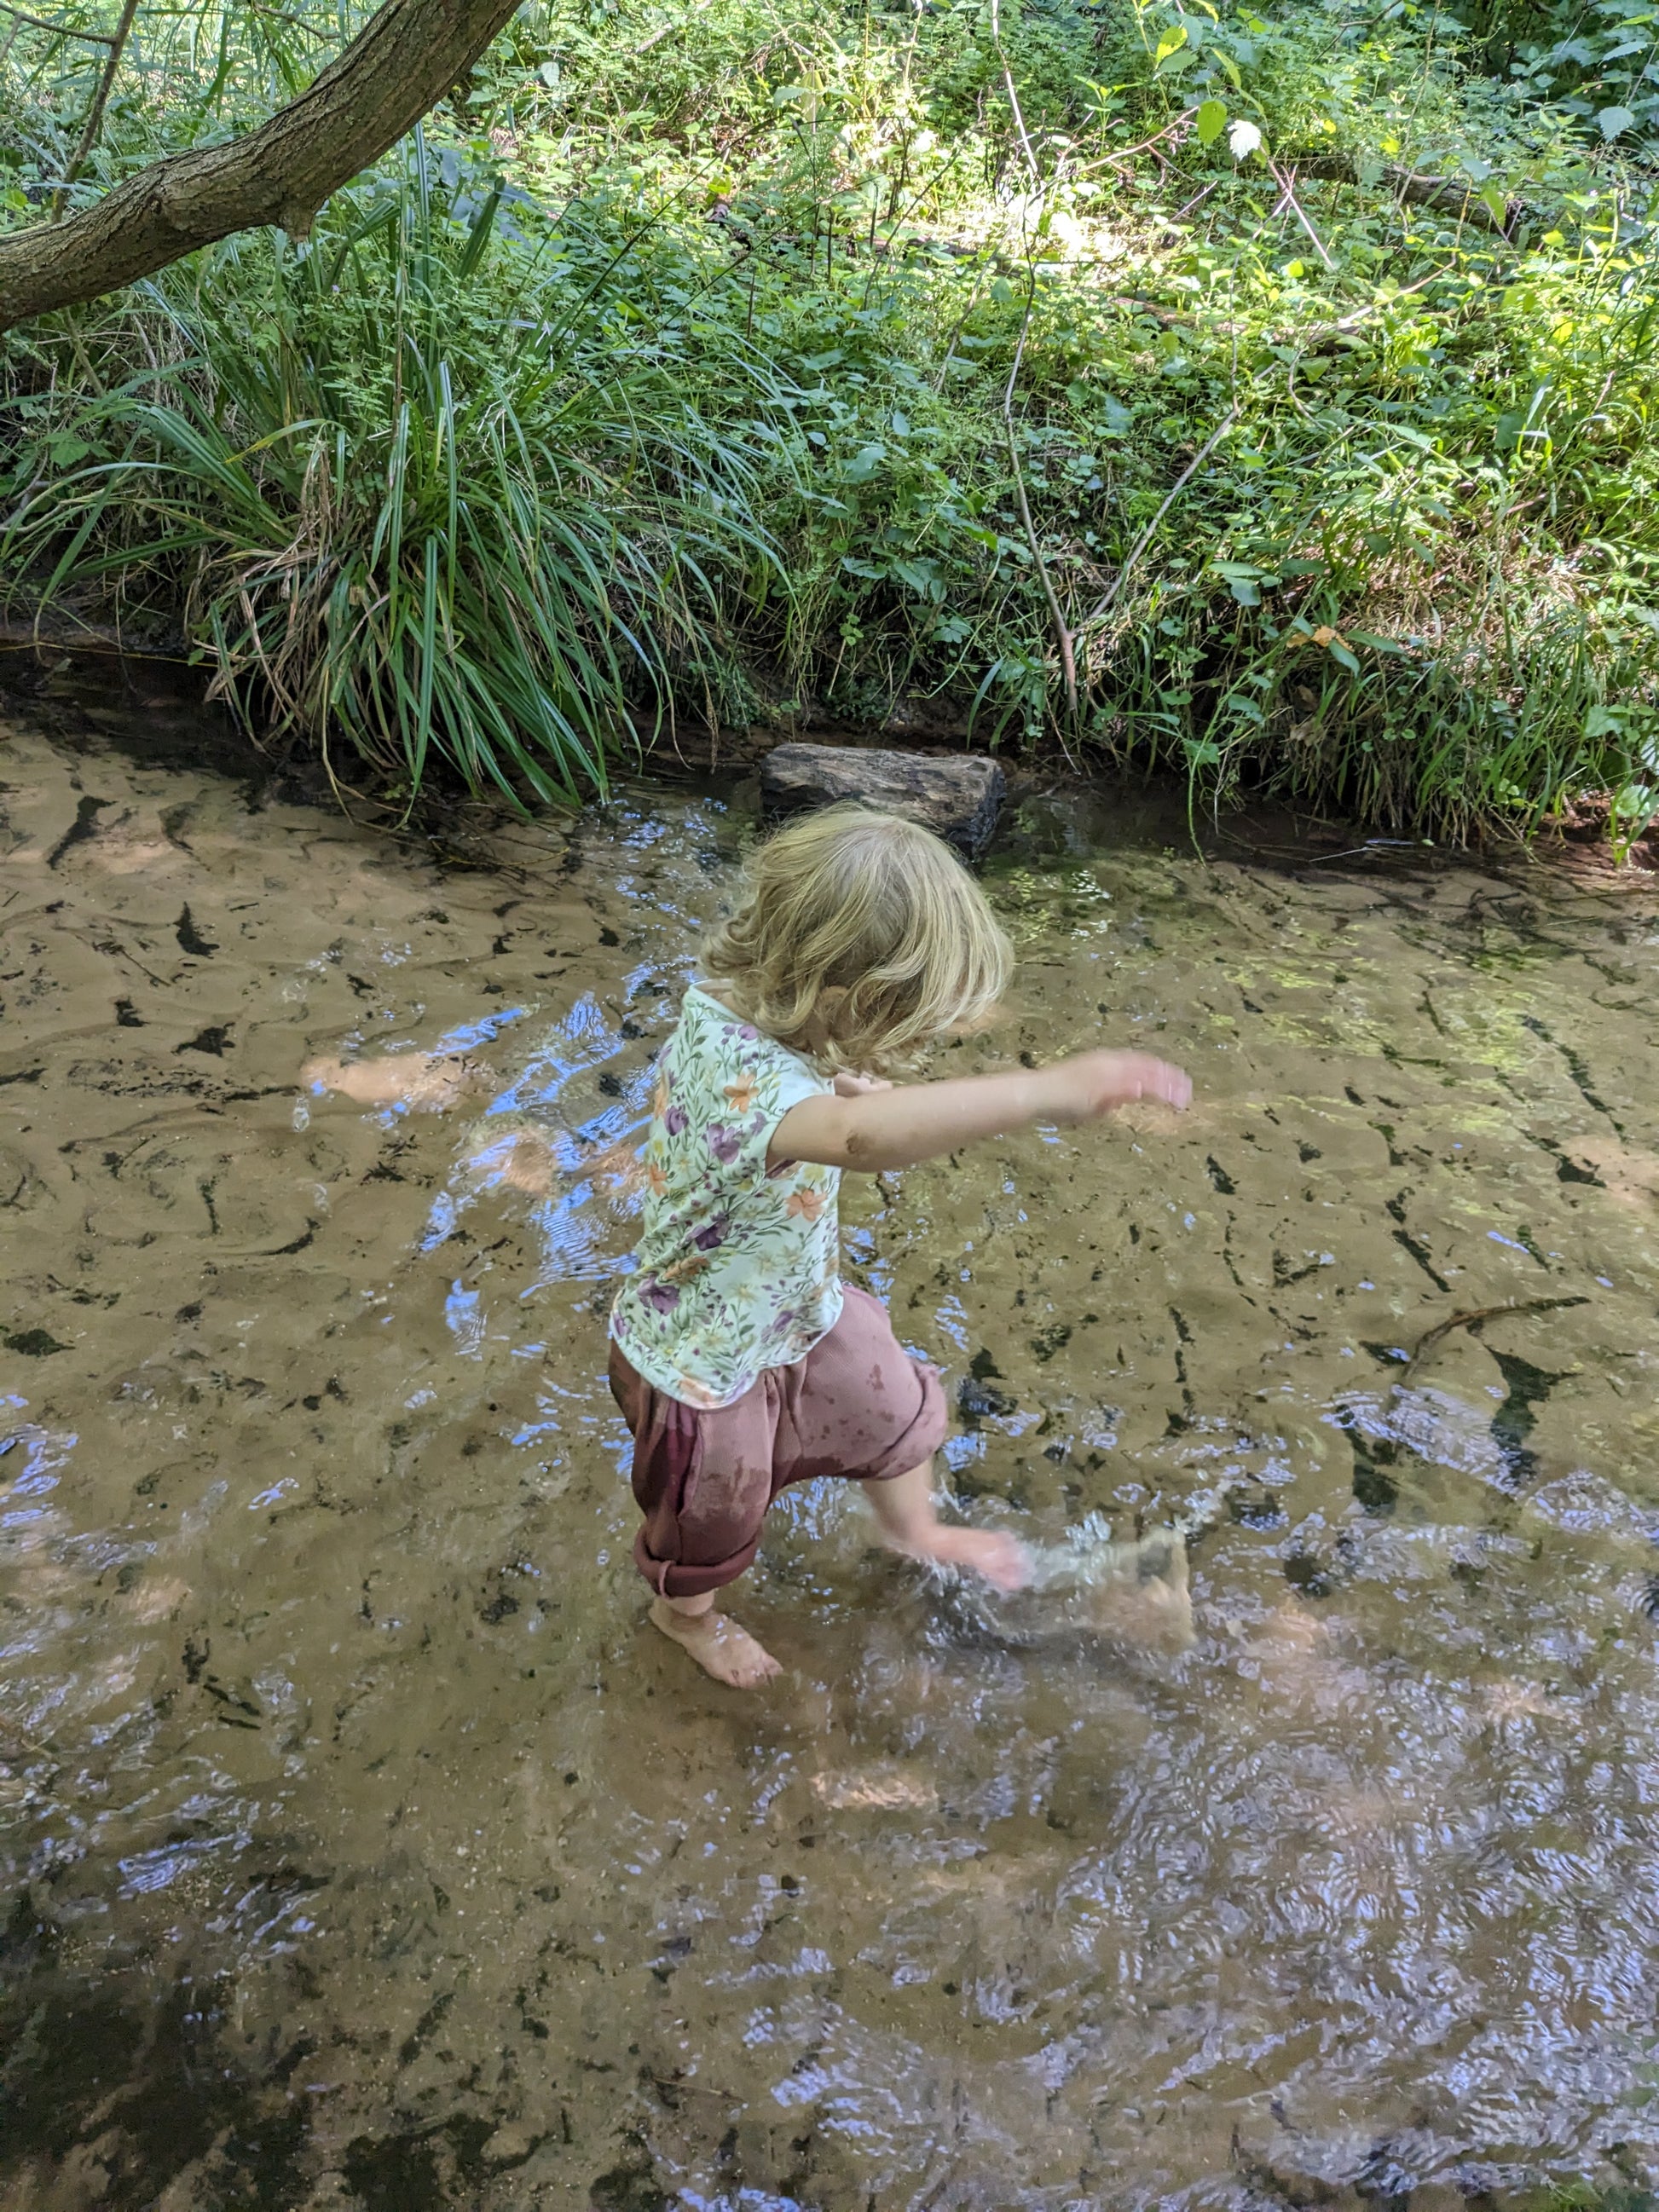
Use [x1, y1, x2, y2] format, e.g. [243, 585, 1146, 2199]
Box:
[4, 0, 1659, 850]
[3, 132, 783, 803]
[1451, 0, 1659, 153]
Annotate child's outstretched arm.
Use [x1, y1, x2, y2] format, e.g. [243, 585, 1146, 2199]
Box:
[771, 1049, 1192, 1172]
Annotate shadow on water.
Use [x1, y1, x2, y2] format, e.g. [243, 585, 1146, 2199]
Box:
[3, 656, 1659, 2208]
[0, 1897, 311, 2206]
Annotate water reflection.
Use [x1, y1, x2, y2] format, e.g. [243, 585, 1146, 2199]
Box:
[1, 689, 1657, 2208]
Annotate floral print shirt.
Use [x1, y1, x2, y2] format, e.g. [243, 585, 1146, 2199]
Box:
[610, 985, 842, 1408]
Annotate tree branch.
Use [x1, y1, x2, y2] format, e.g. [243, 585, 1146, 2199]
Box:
[0, 0, 524, 332]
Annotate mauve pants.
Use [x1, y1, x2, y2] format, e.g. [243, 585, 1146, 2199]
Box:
[609, 1285, 949, 1598]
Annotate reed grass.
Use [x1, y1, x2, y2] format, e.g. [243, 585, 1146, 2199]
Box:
[3, 132, 786, 803]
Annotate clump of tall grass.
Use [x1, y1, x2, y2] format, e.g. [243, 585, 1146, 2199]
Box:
[2, 133, 785, 804]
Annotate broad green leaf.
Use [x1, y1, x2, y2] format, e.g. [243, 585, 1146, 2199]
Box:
[1598, 103, 1637, 136]
[1154, 24, 1188, 64]
[1195, 97, 1228, 145]
[1100, 393, 1133, 436]
[889, 557, 944, 598]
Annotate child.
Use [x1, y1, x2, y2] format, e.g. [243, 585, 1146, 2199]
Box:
[609, 803, 1191, 1689]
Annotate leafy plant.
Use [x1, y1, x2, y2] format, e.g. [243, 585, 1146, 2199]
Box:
[3, 133, 785, 804]
[4, 0, 1659, 855]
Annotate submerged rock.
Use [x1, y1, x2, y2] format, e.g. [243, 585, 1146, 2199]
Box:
[759, 742, 1006, 861]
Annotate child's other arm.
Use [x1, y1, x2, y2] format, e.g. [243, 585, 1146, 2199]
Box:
[770, 1049, 1192, 1172]
[300, 1050, 483, 1112]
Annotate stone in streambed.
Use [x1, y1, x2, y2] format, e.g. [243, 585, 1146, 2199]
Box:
[759, 742, 1006, 862]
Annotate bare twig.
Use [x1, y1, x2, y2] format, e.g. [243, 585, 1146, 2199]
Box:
[246, 3, 332, 37]
[1075, 115, 1194, 179]
[931, 251, 994, 392]
[987, 0, 1040, 189]
[0, 1, 115, 40]
[49, 0, 140, 222]
[1406, 1294, 1589, 1375]
[1173, 178, 1220, 222]
[1267, 159, 1335, 269]
[970, 0, 1074, 736]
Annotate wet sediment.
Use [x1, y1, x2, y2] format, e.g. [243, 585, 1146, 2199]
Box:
[2, 674, 1658, 2209]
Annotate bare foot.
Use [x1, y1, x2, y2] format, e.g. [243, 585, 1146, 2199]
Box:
[650, 1596, 782, 1687]
[1097, 1536, 1194, 1649]
[891, 1526, 1032, 1592]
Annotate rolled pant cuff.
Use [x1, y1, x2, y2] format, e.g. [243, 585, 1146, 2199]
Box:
[635, 1529, 761, 1600]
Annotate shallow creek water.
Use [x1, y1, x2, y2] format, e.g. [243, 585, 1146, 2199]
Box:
[3, 679, 1659, 2212]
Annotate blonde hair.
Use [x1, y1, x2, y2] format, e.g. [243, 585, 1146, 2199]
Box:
[701, 803, 1012, 1076]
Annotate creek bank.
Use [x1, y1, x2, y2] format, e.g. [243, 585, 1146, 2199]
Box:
[2, 642, 1654, 877]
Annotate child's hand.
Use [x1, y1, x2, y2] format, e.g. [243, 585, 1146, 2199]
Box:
[300, 1050, 480, 1111]
[1043, 1049, 1192, 1123]
[832, 1071, 893, 1098]
[492, 1131, 559, 1195]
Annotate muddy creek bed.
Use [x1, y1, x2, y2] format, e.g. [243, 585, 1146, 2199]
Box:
[2, 682, 1657, 2209]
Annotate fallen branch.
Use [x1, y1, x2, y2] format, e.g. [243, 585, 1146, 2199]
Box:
[1296, 153, 1521, 238]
